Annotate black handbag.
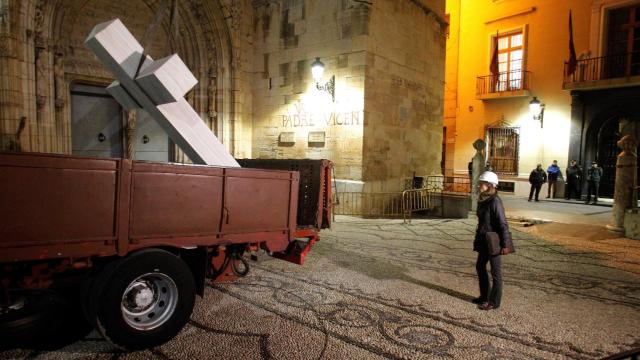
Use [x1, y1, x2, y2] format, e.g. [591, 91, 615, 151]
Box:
[486, 232, 501, 256]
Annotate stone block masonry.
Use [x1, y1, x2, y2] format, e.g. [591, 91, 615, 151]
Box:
[252, 0, 446, 192]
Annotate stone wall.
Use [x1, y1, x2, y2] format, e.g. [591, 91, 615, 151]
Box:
[250, 0, 367, 182]
[251, 0, 446, 191]
[363, 0, 446, 191]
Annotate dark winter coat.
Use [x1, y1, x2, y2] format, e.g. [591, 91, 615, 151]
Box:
[529, 168, 547, 185]
[566, 165, 582, 182]
[474, 193, 514, 253]
[587, 166, 603, 182]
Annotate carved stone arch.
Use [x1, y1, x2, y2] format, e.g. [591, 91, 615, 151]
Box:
[19, 0, 236, 158]
[186, 0, 237, 154]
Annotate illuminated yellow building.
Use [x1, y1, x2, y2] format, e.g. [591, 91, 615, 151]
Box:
[445, 0, 640, 198]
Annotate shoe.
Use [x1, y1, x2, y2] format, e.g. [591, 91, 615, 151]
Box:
[471, 297, 486, 304]
[535, 199, 540, 202]
[546, 196, 550, 198]
[528, 199, 532, 202]
[478, 303, 499, 310]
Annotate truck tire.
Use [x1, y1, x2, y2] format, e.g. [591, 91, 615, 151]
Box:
[86, 249, 196, 350]
[0, 289, 90, 350]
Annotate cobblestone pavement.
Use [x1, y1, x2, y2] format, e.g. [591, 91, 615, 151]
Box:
[3, 216, 640, 359]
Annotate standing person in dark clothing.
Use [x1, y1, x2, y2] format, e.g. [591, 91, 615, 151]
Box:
[585, 161, 603, 205]
[528, 164, 547, 202]
[473, 171, 514, 311]
[565, 160, 583, 200]
[546, 160, 563, 199]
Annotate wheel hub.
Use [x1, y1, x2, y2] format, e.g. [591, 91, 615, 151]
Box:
[121, 273, 178, 331]
[126, 281, 155, 309]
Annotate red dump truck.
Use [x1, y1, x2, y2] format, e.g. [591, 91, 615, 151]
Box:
[0, 152, 331, 350]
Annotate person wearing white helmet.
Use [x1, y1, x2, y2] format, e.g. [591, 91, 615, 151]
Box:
[473, 171, 515, 311]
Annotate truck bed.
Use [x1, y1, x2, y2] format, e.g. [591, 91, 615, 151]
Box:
[0, 152, 299, 263]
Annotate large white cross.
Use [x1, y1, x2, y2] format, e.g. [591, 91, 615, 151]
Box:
[85, 19, 239, 167]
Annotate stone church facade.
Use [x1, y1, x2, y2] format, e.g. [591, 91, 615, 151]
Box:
[0, 0, 446, 192]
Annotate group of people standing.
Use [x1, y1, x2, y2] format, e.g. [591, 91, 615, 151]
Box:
[528, 160, 603, 204]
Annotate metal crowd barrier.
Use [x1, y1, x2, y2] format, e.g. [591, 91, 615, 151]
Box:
[333, 192, 404, 217]
[332, 175, 471, 222]
[401, 187, 437, 223]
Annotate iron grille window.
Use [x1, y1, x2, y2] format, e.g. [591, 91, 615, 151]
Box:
[486, 127, 519, 175]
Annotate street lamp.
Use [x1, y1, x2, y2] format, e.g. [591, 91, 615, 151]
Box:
[311, 57, 335, 102]
[529, 96, 545, 128]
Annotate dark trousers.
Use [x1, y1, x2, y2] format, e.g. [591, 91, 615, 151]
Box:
[565, 179, 580, 200]
[528, 183, 542, 201]
[476, 251, 502, 307]
[547, 179, 557, 198]
[586, 180, 600, 203]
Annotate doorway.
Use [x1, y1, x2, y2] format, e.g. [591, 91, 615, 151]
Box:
[71, 84, 170, 162]
[71, 84, 123, 158]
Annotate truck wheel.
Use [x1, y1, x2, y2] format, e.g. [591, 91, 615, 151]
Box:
[0, 289, 90, 350]
[88, 249, 196, 350]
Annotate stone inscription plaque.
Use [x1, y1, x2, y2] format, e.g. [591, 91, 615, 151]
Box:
[308, 131, 326, 143]
[279, 132, 295, 144]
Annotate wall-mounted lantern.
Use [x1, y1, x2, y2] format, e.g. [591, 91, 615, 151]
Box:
[529, 96, 545, 128]
[311, 57, 335, 102]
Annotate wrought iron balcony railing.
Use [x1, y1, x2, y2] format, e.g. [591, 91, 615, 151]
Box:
[563, 52, 640, 86]
[476, 70, 531, 97]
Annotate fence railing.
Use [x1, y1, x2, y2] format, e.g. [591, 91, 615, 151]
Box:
[476, 70, 531, 97]
[333, 192, 404, 217]
[564, 52, 640, 85]
[402, 187, 438, 223]
[424, 175, 471, 194]
[333, 176, 471, 222]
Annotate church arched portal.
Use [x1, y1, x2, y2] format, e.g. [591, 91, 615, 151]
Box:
[19, 0, 234, 160]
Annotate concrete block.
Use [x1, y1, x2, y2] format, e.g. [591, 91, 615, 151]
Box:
[106, 81, 141, 110]
[136, 54, 197, 105]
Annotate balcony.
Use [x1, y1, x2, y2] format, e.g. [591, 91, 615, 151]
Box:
[563, 52, 640, 91]
[476, 70, 531, 100]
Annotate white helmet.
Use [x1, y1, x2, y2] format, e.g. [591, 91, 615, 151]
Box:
[479, 171, 499, 186]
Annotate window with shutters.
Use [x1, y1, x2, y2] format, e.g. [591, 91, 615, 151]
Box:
[496, 31, 525, 91]
[477, 28, 530, 97]
[486, 127, 519, 176]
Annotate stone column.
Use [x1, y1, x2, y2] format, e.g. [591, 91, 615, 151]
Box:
[470, 139, 486, 213]
[0, 2, 25, 152]
[607, 135, 637, 233]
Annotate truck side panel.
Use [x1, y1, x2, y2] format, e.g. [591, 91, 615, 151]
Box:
[0, 152, 301, 262]
[222, 168, 297, 236]
[129, 162, 224, 240]
[0, 153, 119, 261]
